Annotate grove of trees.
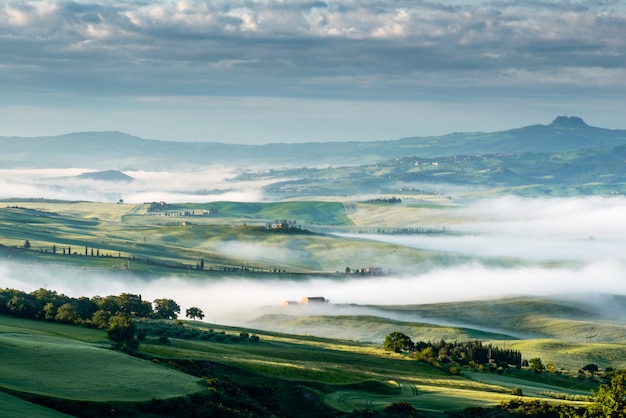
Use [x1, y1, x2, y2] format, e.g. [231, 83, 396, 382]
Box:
[0, 288, 190, 347]
[383, 332, 522, 368]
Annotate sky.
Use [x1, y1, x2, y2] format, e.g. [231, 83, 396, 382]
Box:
[1, 0, 625, 143]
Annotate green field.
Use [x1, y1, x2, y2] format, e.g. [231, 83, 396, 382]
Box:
[0, 200, 480, 275]
[0, 317, 202, 402]
[0, 309, 607, 417]
[0, 198, 623, 416]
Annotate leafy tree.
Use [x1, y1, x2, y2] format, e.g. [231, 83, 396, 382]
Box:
[43, 302, 57, 320]
[55, 303, 80, 323]
[528, 357, 545, 374]
[186, 307, 205, 321]
[118, 293, 144, 316]
[384, 331, 414, 353]
[23, 240, 31, 250]
[583, 363, 599, 373]
[6, 295, 38, 318]
[75, 296, 98, 320]
[587, 370, 626, 417]
[107, 313, 136, 343]
[153, 298, 181, 319]
[91, 309, 111, 329]
[97, 295, 121, 314]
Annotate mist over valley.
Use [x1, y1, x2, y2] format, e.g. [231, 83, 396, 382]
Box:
[2, 117, 626, 416]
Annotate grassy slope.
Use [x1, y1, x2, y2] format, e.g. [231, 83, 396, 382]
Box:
[0, 313, 604, 416]
[0, 201, 471, 274]
[0, 392, 74, 418]
[137, 320, 599, 415]
[0, 316, 202, 403]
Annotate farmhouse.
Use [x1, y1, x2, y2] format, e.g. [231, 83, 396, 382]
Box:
[281, 301, 300, 307]
[301, 296, 328, 304]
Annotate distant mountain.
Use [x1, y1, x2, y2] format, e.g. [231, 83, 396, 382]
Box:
[78, 170, 134, 182]
[0, 117, 624, 170]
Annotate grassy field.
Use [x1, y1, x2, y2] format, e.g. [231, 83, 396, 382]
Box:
[0, 307, 608, 417]
[0, 200, 476, 275]
[135, 319, 601, 415]
[0, 392, 74, 418]
[0, 317, 202, 403]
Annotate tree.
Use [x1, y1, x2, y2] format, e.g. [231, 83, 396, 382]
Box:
[583, 363, 599, 373]
[55, 303, 81, 323]
[23, 240, 31, 250]
[118, 293, 143, 316]
[587, 370, 626, 417]
[91, 309, 110, 329]
[185, 307, 204, 321]
[107, 313, 136, 343]
[528, 357, 545, 374]
[153, 298, 181, 319]
[97, 295, 121, 314]
[384, 331, 414, 353]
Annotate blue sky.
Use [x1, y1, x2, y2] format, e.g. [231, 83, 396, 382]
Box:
[1, 0, 625, 143]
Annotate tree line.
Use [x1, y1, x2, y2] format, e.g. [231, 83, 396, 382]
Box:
[384, 332, 522, 368]
[0, 288, 208, 348]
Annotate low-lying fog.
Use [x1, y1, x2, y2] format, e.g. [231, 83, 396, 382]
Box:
[2, 195, 625, 327]
[0, 168, 268, 203]
[340, 195, 626, 263]
[1, 168, 626, 327]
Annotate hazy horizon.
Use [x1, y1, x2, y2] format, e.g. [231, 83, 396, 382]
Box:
[1, 1, 625, 144]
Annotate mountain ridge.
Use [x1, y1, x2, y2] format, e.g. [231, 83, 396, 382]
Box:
[1, 116, 624, 170]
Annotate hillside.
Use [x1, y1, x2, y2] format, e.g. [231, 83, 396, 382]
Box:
[1, 116, 624, 170]
[252, 144, 626, 197]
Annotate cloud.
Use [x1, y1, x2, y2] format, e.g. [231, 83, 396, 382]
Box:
[1, 0, 625, 100]
[1, 1, 625, 142]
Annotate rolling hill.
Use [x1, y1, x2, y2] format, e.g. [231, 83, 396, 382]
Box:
[1, 116, 624, 170]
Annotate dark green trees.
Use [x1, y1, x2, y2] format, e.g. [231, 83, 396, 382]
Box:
[587, 370, 626, 417]
[153, 298, 181, 319]
[384, 332, 414, 353]
[185, 307, 205, 321]
[107, 313, 136, 343]
[528, 357, 545, 374]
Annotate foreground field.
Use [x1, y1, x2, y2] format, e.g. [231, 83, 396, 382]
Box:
[0, 317, 202, 402]
[0, 312, 604, 417]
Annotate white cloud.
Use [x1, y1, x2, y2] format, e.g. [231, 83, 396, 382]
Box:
[1, 1, 625, 142]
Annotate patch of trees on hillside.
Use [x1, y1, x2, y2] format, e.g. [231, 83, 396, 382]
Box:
[0, 288, 187, 348]
[384, 332, 522, 376]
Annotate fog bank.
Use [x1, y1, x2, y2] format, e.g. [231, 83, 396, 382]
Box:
[2, 258, 625, 326]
